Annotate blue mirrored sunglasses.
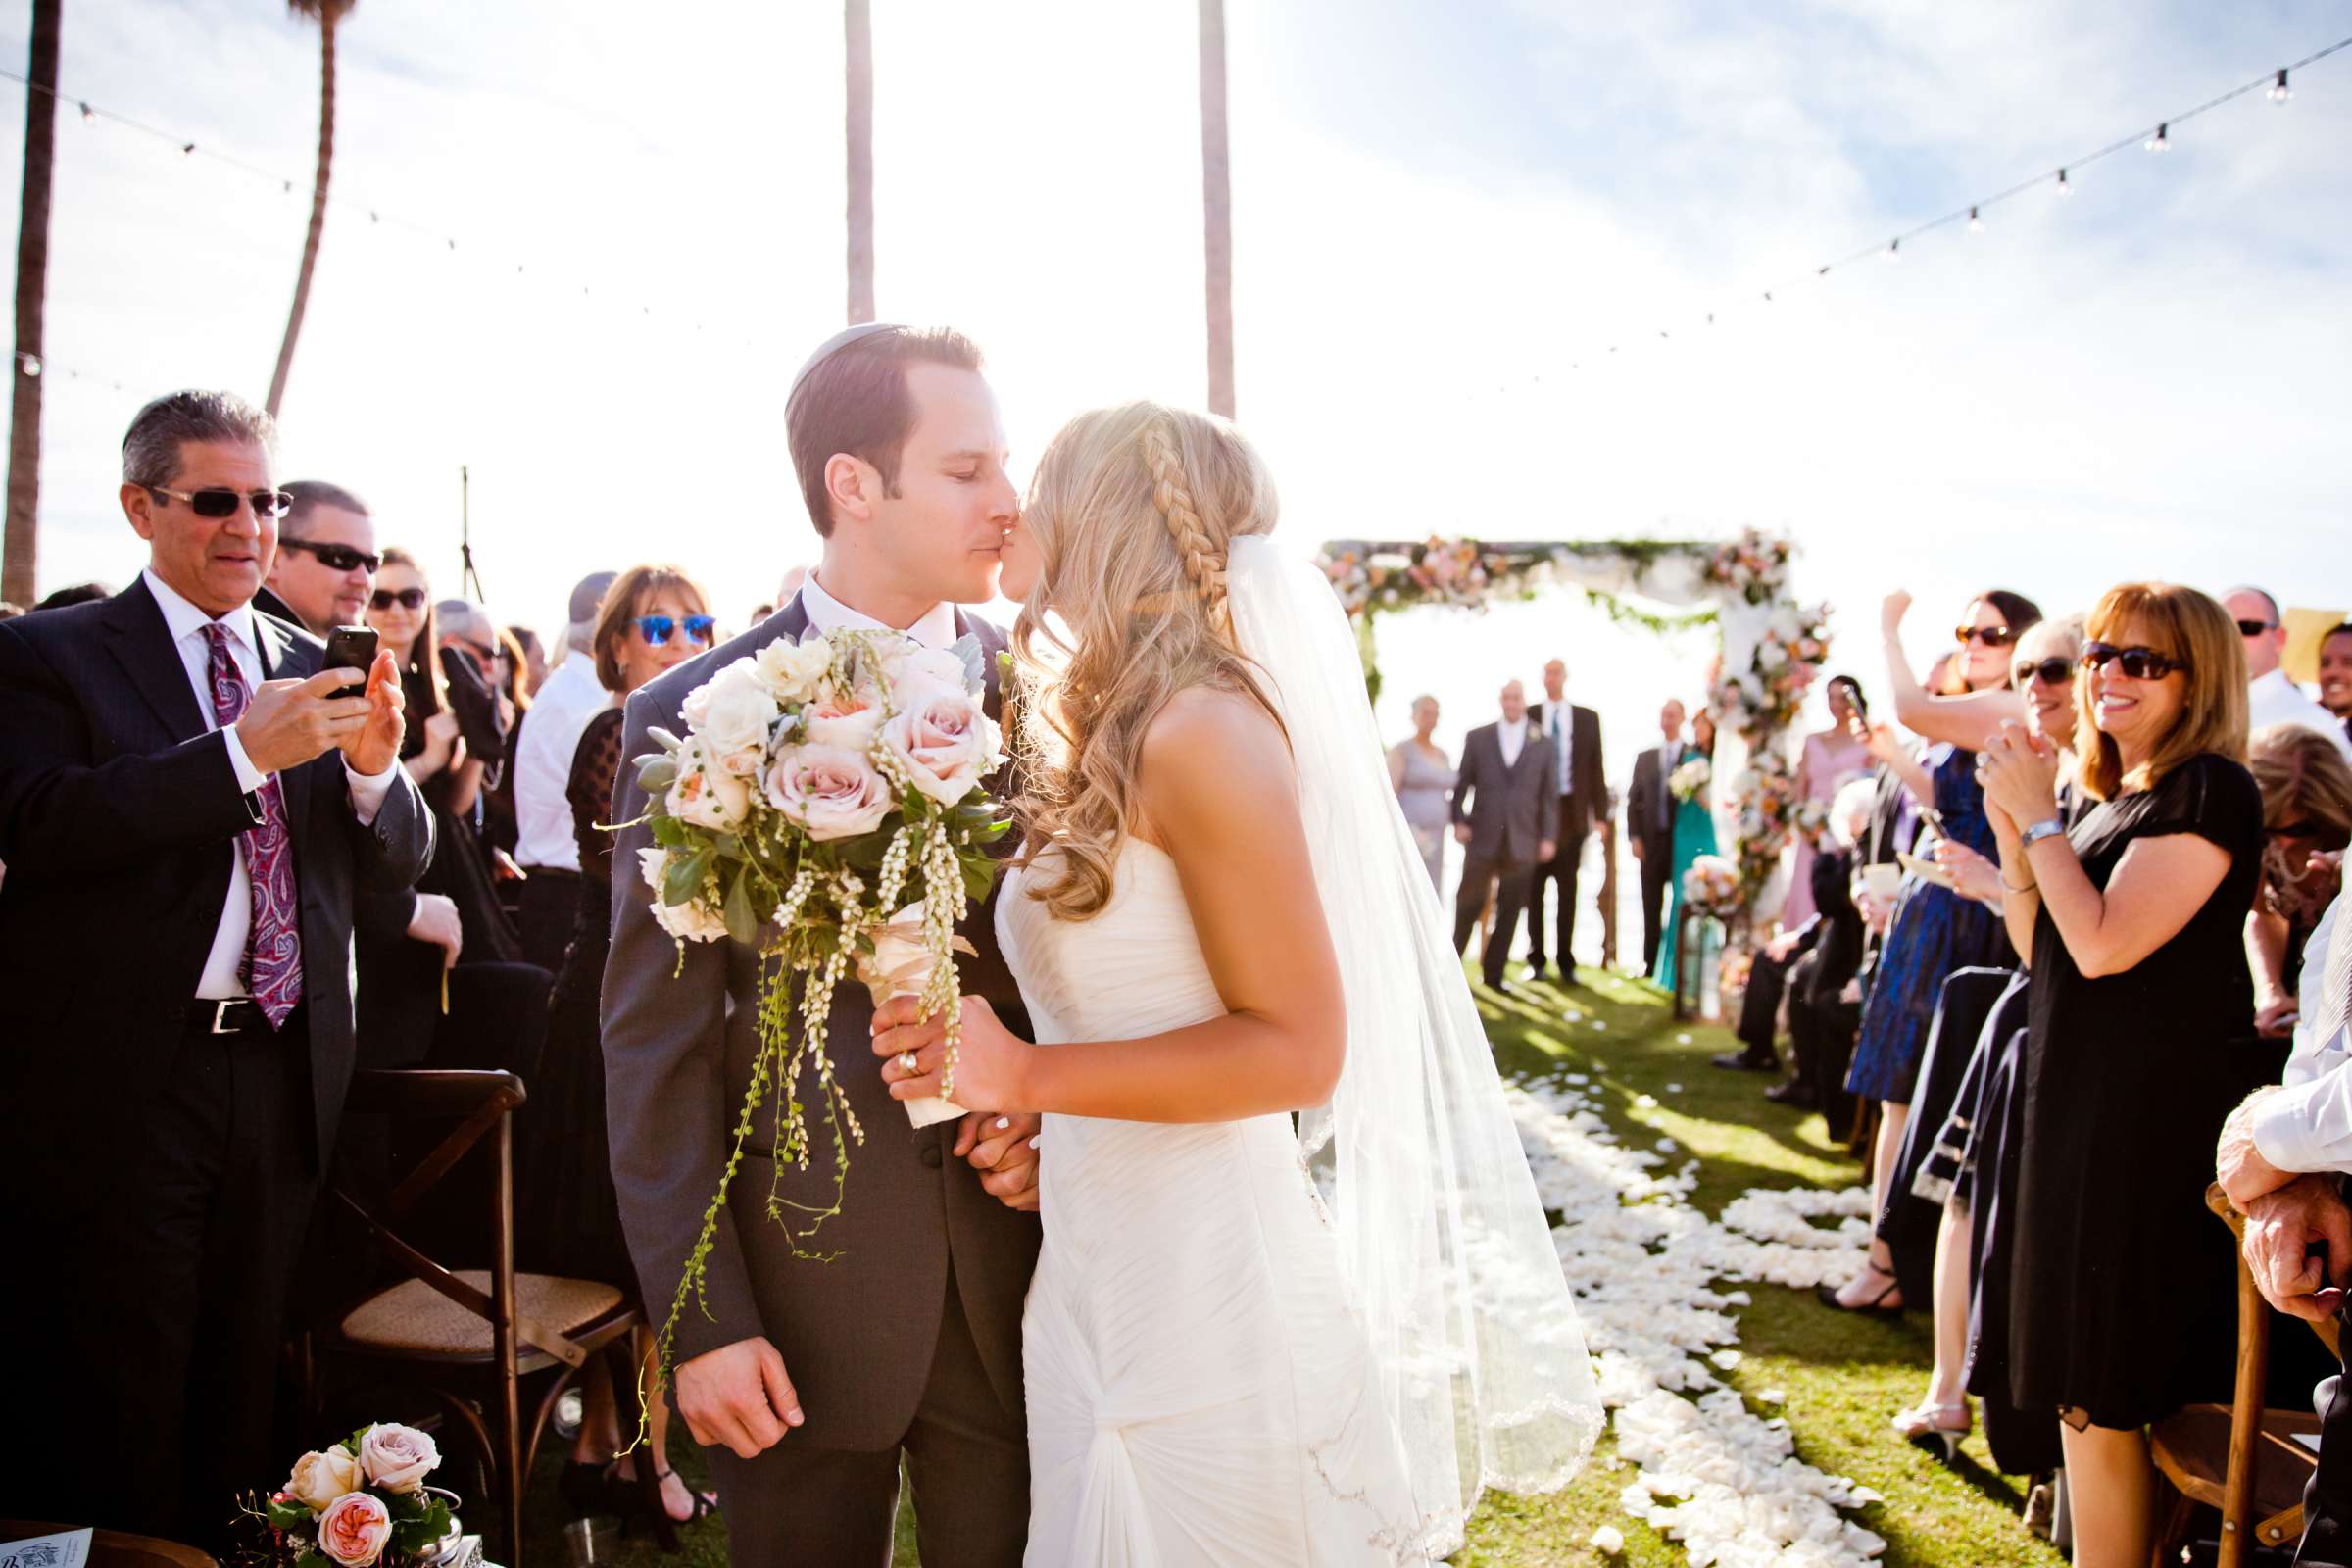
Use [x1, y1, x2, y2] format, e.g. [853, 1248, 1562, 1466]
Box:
[633, 614, 715, 647]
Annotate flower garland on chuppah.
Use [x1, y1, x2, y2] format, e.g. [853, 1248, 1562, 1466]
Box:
[1315, 528, 1833, 928]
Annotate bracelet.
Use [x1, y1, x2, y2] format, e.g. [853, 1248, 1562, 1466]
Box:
[2018, 817, 2067, 851]
[2000, 876, 2036, 895]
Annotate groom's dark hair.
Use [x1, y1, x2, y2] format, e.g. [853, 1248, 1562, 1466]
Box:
[787, 326, 985, 537]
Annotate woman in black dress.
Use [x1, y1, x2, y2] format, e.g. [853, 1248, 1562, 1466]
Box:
[1982, 582, 2260, 1568]
[518, 564, 717, 1527]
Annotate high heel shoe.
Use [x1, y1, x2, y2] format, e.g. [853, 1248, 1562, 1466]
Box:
[1815, 1263, 1903, 1317]
[1890, 1400, 1973, 1461]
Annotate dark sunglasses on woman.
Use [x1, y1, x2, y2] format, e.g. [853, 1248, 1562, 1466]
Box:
[2013, 656, 2074, 687]
[279, 538, 382, 575]
[148, 484, 296, 519]
[633, 614, 716, 647]
[370, 587, 427, 612]
[1955, 623, 2015, 648]
[2080, 641, 2188, 681]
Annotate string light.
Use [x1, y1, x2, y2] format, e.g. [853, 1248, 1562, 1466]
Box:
[77, 100, 91, 123]
[1882, 237, 1900, 262]
[1967, 205, 1984, 232]
[2144, 122, 2170, 152]
[2055, 166, 2074, 195]
[18, 355, 38, 377]
[2271, 68, 2292, 103]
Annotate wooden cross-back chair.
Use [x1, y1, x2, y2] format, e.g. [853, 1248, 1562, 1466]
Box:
[2148, 1182, 2342, 1566]
[301, 1068, 649, 1568]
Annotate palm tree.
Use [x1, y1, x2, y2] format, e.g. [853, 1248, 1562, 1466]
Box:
[3, 0, 59, 608]
[266, 0, 358, 420]
[1199, 0, 1234, 418]
[845, 0, 874, 324]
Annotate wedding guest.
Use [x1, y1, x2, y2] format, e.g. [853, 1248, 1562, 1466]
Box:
[1732, 775, 1878, 1085]
[512, 569, 616, 974]
[2247, 724, 2352, 1034]
[1388, 693, 1452, 890]
[1990, 582, 2259, 1568]
[520, 564, 718, 1527]
[2319, 621, 2352, 745]
[481, 625, 535, 866]
[1526, 657, 1607, 982]
[1451, 677, 1556, 993]
[1649, 710, 1720, 997]
[259, 480, 376, 634]
[2226, 586, 2352, 763]
[1767, 777, 1878, 1117]
[509, 621, 549, 697]
[0, 389, 429, 1544]
[31, 579, 109, 611]
[1825, 588, 2036, 1314]
[1626, 699, 1687, 972]
[1786, 676, 1873, 928]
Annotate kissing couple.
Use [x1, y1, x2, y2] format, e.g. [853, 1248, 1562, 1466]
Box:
[602, 323, 1600, 1565]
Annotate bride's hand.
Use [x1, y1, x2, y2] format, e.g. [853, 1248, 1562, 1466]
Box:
[872, 994, 1033, 1114]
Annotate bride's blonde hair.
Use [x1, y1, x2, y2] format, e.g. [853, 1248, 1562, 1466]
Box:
[1010, 400, 1284, 919]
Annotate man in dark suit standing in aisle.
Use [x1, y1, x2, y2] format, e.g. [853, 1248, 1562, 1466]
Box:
[1451, 678, 1556, 993]
[1626, 698, 1686, 973]
[0, 391, 432, 1546]
[1526, 657, 1607, 983]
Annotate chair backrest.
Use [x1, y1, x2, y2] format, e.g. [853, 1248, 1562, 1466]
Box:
[330, 1068, 588, 1370]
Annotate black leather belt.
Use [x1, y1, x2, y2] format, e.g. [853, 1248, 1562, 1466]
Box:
[188, 998, 270, 1035]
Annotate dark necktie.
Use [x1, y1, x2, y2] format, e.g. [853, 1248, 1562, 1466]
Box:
[203, 623, 303, 1026]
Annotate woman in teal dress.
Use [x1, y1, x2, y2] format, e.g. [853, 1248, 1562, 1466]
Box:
[1651, 711, 1721, 995]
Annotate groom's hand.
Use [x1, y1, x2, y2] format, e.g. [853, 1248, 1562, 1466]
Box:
[674, 1337, 805, 1458]
[956, 1111, 1042, 1211]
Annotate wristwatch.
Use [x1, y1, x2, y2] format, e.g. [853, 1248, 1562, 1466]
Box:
[2019, 817, 2067, 850]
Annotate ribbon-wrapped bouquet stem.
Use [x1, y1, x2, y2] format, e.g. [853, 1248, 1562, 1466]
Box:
[625, 626, 1011, 1369]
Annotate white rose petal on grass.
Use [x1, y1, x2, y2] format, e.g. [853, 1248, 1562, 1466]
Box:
[1665, 1082, 1683, 1094]
[1589, 1523, 1626, 1554]
[1677, 1032, 1693, 1044]
[1655, 1137, 1680, 1153]
[1757, 1388, 1786, 1404]
[1634, 1094, 1657, 1109]
[1710, 1349, 1742, 1371]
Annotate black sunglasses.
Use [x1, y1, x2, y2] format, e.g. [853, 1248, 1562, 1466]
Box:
[148, 484, 295, 519]
[2013, 656, 2074, 687]
[2081, 641, 2188, 680]
[280, 538, 381, 575]
[634, 614, 715, 647]
[1955, 624, 2016, 649]
[369, 587, 427, 612]
[2236, 618, 2278, 638]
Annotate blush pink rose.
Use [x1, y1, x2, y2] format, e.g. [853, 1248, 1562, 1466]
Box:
[357, 1422, 439, 1494]
[316, 1491, 392, 1568]
[883, 691, 997, 806]
[763, 744, 893, 841]
[802, 695, 884, 752]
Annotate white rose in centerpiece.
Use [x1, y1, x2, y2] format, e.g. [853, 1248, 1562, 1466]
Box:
[666, 735, 753, 829]
[640, 847, 729, 942]
[884, 689, 998, 805]
[284, 1446, 364, 1512]
[751, 635, 833, 702]
[682, 661, 778, 771]
[802, 694, 885, 752]
[356, 1422, 439, 1494]
[764, 744, 893, 841]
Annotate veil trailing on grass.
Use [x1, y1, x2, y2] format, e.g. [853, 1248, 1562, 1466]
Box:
[1224, 536, 1603, 1554]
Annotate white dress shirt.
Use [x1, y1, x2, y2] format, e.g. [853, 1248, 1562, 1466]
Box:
[2251, 897, 2351, 1173]
[144, 570, 397, 1000]
[2248, 669, 2352, 764]
[1497, 715, 1529, 769]
[799, 570, 960, 650]
[513, 651, 612, 872]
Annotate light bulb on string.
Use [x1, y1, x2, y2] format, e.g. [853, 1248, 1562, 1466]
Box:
[1968, 205, 1984, 232]
[2270, 69, 2291, 104]
[179, 142, 194, 156]
[2145, 122, 2170, 152]
[19, 355, 39, 378]
[1883, 237, 1899, 262]
[78, 102, 93, 124]
[2055, 167, 2074, 196]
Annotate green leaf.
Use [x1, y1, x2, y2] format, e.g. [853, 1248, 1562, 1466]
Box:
[647, 725, 684, 755]
[266, 1499, 311, 1532]
[636, 757, 678, 797]
[949, 632, 986, 689]
[664, 847, 711, 906]
[836, 821, 899, 872]
[722, 867, 758, 945]
[344, 1427, 370, 1454]
[962, 856, 1003, 902]
[710, 831, 746, 861]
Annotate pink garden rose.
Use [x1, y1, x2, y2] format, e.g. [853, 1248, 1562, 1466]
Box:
[284, 1446, 363, 1512]
[316, 1491, 393, 1568]
[763, 744, 893, 841]
[357, 1422, 440, 1494]
[883, 691, 997, 806]
[803, 694, 884, 752]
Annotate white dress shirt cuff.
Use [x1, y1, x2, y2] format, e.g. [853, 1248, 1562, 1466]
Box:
[344, 760, 400, 827]
[2251, 1066, 2352, 1175]
[221, 725, 268, 797]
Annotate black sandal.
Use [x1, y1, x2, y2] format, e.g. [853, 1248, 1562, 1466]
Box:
[1816, 1265, 1903, 1317]
[652, 1467, 722, 1525]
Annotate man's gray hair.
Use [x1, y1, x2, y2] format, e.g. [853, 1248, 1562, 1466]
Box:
[282, 478, 368, 540]
[121, 390, 279, 489]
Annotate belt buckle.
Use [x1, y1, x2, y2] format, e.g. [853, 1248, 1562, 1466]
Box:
[209, 999, 238, 1035]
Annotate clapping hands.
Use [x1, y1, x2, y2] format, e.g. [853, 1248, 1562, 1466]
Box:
[1976, 719, 2061, 836]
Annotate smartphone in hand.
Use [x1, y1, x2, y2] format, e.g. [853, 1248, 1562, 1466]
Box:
[321, 625, 380, 701]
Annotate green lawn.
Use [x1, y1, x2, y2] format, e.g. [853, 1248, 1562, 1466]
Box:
[512, 964, 2062, 1566]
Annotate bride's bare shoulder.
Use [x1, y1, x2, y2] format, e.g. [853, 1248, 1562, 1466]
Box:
[1133, 685, 1296, 844]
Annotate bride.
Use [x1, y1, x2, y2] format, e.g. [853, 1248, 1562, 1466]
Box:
[870, 402, 1599, 1563]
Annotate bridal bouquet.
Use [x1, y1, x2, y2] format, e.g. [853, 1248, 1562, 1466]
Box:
[1680, 854, 1741, 917]
[627, 627, 1011, 1353]
[234, 1425, 453, 1568]
[1667, 757, 1712, 803]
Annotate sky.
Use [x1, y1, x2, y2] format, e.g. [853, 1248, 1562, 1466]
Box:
[6, 0, 2350, 940]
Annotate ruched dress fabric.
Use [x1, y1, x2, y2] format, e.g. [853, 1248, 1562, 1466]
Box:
[998, 839, 1428, 1566]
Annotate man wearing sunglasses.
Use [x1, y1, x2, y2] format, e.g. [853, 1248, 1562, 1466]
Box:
[0, 389, 432, 1545]
[2225, 585, 2352, 764]
[261, 480, 379, 635]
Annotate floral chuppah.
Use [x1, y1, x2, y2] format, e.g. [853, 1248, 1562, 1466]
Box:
[1315, 529, 1832, 935]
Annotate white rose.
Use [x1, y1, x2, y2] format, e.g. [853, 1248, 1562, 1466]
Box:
[356, 1423, 439, 1494]
[665, 735, 754, 829]
[285, 1446, 364, 1513]
[878, 638, 972, 698]
[639, 847, 729, 942]
[681, 661, 778, 765]
[802, 695, 885, 752]
[762, 744, 894, 841]
[751, 636, 833, 702]
[883, 690, 996, 806]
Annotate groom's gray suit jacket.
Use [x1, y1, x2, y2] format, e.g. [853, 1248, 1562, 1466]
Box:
[603, 593, 1040, 1451]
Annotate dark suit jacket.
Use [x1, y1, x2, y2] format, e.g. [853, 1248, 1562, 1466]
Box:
[0, 579, 433, 1209]
[1626, 741, 1681, 858]
[1528, 700, 1607, 834]
[603, 594, 1040, 1452]
[1450, 720, 1555, 864]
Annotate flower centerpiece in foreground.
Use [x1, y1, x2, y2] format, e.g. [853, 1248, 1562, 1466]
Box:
[235, 1425, 452, 1568]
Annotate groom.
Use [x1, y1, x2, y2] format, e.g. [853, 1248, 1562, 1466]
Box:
[604, 324, 1042, 1566]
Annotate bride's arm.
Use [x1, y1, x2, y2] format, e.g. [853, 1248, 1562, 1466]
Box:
[872, 687, 1347, 1122]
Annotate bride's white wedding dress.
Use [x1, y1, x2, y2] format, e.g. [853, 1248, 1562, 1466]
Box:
[999, 839, 1428, 1566]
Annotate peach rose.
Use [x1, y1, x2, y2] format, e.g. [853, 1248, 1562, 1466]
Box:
[357, 1422, 439, 1494]
[665, 735, 754, 829]
[882, 690, 998, 806]
[802, 694, 884, 752]
[763, 744, 893, 841]
[285, 1446, 364, 1512]
[316, 1491, 392, 1568]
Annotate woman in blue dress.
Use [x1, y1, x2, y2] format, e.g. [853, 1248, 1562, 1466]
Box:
[1651, 710, 1720, 996]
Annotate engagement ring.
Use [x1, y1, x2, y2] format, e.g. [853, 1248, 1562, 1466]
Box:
[899, 1050, 920, 1075]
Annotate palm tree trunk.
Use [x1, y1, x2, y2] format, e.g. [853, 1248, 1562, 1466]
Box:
[1199, 0, 1234, 419]
[845, 0, 874, 325]
[3, 0, 60, 608]
[266, 8, 338, 420]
